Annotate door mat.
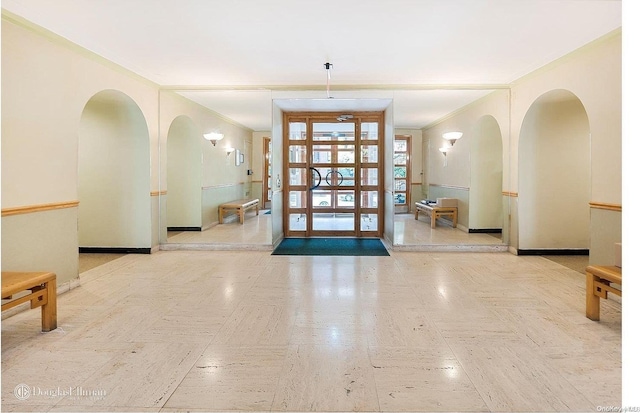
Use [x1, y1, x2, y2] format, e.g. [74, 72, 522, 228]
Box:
[272, 238, 390, 256]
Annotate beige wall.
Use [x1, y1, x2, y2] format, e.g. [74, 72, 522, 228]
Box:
[1, 15, 254, 286]
[421, 30, 621, 262]
[2, 16, 159, 285]
[78, 90, 151, 248]
[423, 90, 510, 230]
[511, 30, 621, 262]
[167, 116, 202, 229]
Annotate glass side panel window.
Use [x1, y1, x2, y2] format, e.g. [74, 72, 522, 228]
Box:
[361, 168, 378, 186]
[361, 122, 378, 140]
[289, 122, 307, 140]
[361, 213, 378, 231]
[361, 191, 378, 208]
[361, 146, 378, 163]
[289, 145, 307, 163]
[289, 191, 306, 208]
[289, 214, 306, 231]
[289, 168, 307, 186]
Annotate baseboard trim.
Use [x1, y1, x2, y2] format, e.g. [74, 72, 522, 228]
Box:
[469, 228, 502, 234]
[79, 247, 151, 254]
[517, 249, 589, 256]
[167, 227, 201, 231]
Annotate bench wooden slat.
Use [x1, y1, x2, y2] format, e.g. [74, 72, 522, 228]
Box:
[2, 271, 57, 332]
[585, 265, 621, 321]
[414, 202, 458, 229]
[218, 198, 260, 224]
[2, 271, 56, 298]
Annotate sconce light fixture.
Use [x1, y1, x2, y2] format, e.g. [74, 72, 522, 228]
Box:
[442, 131, 463, 146]
[439, 146, 451, 166]
[203, 132, 224, 146]
[226, 147, 235, 156]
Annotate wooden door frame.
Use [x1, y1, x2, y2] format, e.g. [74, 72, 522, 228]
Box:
[262, 137, 271, 209]
[283, 111, 384, 238]
[394, 134, 412, 213]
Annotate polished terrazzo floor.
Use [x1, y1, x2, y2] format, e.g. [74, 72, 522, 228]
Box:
[2, 248, 621, 412]
[163, 212, 505, 250]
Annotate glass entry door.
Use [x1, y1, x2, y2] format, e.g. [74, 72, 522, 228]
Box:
[284, 112, 384, 238]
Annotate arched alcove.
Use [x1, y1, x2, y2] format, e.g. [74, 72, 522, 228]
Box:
[518, 89, 590, 251]
[78, 90, 151, 249]
[167, 115, 202, 230]
[469, 115, 503, 233]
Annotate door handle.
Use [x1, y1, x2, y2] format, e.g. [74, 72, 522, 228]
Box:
[310, 167, 321, 190]
[325, 170, 344, 186]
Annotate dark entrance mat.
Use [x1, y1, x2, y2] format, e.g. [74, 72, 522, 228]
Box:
[272, 238, 390, 256]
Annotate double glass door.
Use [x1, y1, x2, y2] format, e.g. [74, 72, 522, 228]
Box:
[284, 112, 384, 238]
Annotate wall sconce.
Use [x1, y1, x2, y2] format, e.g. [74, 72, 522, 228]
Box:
[226, 147, 235, 156]
[442, 131, 463, 146]
[439, 146, 451, 166]
[203, 132, 224, 146]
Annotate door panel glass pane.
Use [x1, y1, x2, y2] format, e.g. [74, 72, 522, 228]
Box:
[313, 213, 355, 231]
[394, 193, 406, 205]
[289, 122, 306, 140]
[394, 153, 407, 165]
[361, 122, 378, 140]
[289, 168, 307, 186]
[361, 168, 378, 185]
[337, 191, 355, 208]
[289, 191, 306, 208]
[289, 145, 307, 163]
[361, 191, 378, 208]
[394, 180, 407, 191]
[361, 213, 378, 231]
[313, 123, 355, 141]
[289, 213, 306, 231]
[337, 146, 355, 163]
[337, 167, 355, 187]
[312, 145, 332, 163]
[394, 166, 406, 178]
[312, 190, 332, 207]
[361, 146, 378, 163]
[394, 140, 407, 151]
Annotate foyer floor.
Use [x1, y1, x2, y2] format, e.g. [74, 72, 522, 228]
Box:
[2, 249, 621, 412]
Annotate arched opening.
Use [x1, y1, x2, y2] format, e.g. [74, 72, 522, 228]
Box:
[469, 115, 503, 235]
[167, 115, 202, 231]
[518, 89, 590, 252]
[78, 90, 151, 251]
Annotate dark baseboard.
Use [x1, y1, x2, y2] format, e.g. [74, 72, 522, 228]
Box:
[469, 228, 502, 234]
[79, 247, 151, 254]
[167, 227, 201, 231]
[517, 249, 589, 256]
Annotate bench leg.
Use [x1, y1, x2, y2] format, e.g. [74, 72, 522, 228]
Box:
[452, 210, 458, 228]
[239, 208, 245, 224]
[41, 280, 57, 332]
[415, 209, 419, 220]
[219, 206, 224, 223]
[431, 212, 436, 229]
[586, 271, 600, 321]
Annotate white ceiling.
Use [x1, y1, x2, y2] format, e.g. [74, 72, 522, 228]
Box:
[2, 0, 622, 130]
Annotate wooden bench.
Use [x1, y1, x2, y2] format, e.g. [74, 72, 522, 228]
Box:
[585, 265, 621, 321]
[415, 202, 458, 229]
[218, 198, 259, 224]
[2, 271, 57, 331]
